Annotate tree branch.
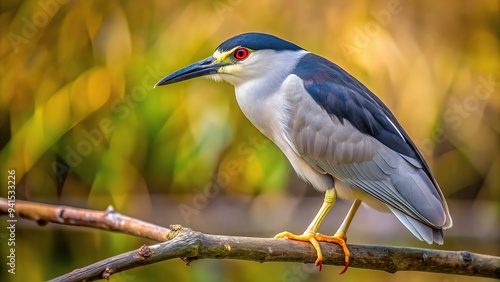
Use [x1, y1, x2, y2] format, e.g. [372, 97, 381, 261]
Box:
[1, 198, 499, 281]
[0, 198, 170, 241]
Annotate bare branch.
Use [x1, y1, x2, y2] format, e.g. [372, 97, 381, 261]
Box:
[1, 198, 499, 281]
[0, 198, 170, 241]
[49, 227, 500, 281]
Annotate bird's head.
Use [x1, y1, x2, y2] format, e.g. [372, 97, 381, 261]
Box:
[155, 32, 305, 87]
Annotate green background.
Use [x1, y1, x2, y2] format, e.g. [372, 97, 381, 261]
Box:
[0, 0, 498, 281]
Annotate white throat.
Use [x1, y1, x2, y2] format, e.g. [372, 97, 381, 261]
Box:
[231, 49, 309, 138]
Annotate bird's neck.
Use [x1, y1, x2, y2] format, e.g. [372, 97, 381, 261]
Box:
[234, 79, 278, 139]
[233, 49, 309, 139]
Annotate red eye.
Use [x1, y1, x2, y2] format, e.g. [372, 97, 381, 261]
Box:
[233, 47, 249, 60]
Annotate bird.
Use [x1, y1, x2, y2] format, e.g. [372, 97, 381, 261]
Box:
[155, 32, 453, 273]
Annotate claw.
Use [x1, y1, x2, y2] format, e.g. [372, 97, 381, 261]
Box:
[275, 231, 350, 273]
[316, 259, 323, 272]
[339, 261, 349, 274]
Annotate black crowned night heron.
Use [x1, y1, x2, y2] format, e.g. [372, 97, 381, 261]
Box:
[155, 32, 453, 273]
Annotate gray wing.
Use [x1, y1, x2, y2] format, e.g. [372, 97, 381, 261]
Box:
[287, 54, 452, 243]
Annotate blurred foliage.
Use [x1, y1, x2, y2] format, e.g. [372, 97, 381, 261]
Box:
[0, 0, 499, 281]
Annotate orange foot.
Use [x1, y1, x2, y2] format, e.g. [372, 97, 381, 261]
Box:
[275, 231, 350, 274]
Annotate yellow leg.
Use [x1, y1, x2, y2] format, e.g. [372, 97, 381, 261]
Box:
[335, 199, 361, 240]
[315, 199, 361, 274]
[304, 188, 337, 234]
[275, 191, 361, 274]
[275, 189, 336, 271]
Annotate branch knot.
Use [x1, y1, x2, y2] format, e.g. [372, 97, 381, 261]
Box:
[166, 224, 185, 240]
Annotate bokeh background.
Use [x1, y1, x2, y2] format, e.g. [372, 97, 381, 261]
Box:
[0, 0, 499, 281]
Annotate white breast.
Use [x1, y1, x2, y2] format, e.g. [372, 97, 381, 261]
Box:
[235, 73, 334, 192]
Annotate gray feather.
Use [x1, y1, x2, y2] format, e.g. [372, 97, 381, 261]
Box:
[280, 77, 449, 243]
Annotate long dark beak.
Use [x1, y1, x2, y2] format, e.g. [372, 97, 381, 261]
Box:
[155, 56, 229, 87]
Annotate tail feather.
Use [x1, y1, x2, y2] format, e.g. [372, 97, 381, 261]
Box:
[389, 206, 444, 245]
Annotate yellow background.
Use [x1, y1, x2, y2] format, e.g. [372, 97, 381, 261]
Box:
[0, 0, 498, 281]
